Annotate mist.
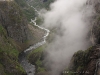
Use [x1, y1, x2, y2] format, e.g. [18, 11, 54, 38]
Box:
[41, 0, 94, 75]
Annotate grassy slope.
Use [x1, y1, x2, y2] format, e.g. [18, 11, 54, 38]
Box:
[66, 46, 100, 75]
[15, 0, 36, 22]
[0, 25, 26, 75]
[0, 1, 32, 51]
[15, 0, 54, 74]
[28, 45, 46, 73]
[28, 0, 54, 10]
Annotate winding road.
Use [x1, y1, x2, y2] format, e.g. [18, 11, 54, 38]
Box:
[19, 5, 50, 75]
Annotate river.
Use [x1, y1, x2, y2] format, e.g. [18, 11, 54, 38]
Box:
[18, 5, 50, 75]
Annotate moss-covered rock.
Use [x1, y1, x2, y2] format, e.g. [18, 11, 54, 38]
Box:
[27, 0, 54, 10]
[68, 45, 100, 75]
[27, 45, 47, 74]
[0, 24, 26, 75]
[15, 0, 36, 22]
[0, 1, 29, 43]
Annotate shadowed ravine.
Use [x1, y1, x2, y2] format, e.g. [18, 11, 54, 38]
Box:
[18, 6, 50, 75]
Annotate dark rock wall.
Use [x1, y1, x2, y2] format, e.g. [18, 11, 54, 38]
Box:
[69, 45, 100, 75]
[90, 0, 100, 45]
[0, 1, 29, 43]
[68, 0, 100, 75]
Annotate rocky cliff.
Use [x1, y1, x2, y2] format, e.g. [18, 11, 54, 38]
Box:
[68, 45, 100, 75]
[0, 1, 30, 75]
[0, 1, 29, 43]
[0, 24, 26, 75]
[67, 0, 100, 75]
[91, 0, 100, 45]
[0, 0, 45, 75]
[15, 0, 36, 21]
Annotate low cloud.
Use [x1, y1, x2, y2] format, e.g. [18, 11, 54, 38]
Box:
[41, 0, 94, 75]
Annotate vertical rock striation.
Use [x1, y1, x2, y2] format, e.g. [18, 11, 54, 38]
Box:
[0, 1, 29, 43]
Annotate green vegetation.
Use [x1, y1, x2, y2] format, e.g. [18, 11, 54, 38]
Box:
[0, 24, 7, 35]
[0, 24, 26, 75]
[0, 0, 54, 75]
[15, 0, 54, 23]
[67, 46, 93, 75]
[9, 2, 23, 23]
[36, 17, 44, 26]
[14, 0, 54, 23]
[0, 63, 6, 75]
[28, 45, 46, 73]
[15, 0, 36, 22]
[28, 0, 54, 10]
[23, 7, 36, 21]
[14, 0, 28, 7]
[0, 0, 47, 75]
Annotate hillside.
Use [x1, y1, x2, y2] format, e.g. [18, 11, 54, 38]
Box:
[68, 46, 99, 75]
[0, 0, 45, 75]
[0, 24, 26, 75]
[1, 0, 100, 75]
[15, 0, 36, 21]
[27, 0, 54, 10]
[14, 0, 45, 40]
[27, 0, 100, 75]
[0, 1, 29, 43]
[0, 1, 30, 75]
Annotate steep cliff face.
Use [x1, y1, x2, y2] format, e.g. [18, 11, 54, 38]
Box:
[0, 1, 45, 75]
[68, 45, 100, 75]
[68, 0, 100, 75]
[0, 24, 26, 75]
[15, 0, 36, 21]
[0, 1, 29, 43]
[91, 0, 100, 45]
[0, 1, 31, 75]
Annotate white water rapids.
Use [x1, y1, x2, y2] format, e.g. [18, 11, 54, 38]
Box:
[24, 18, 50, 53]
[19, 5, 50, 75]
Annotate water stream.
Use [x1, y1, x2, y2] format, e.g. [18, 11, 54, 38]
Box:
[19, 5, 50, 75]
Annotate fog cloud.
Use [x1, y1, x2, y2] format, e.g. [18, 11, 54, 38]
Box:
[41, 0, 94, 75]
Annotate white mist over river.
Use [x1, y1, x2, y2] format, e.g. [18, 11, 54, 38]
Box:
[41, 0, 94, 75]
